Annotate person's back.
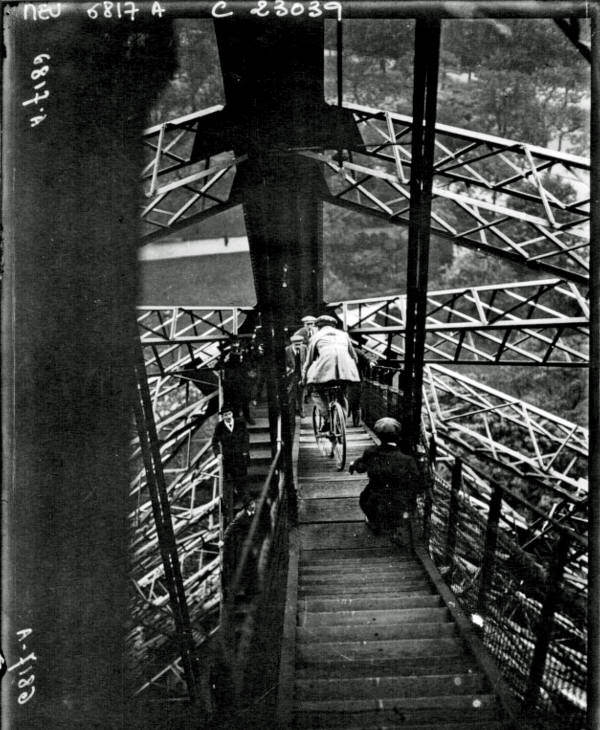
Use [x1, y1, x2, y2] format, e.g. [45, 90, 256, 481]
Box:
[302, 315, 360, 430]
[304, 325, 360, 384]
[349, 417, 422, 537]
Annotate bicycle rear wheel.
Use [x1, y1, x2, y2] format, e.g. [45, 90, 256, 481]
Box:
[330, 402, 346, 470]
[312, 405, 332, 457]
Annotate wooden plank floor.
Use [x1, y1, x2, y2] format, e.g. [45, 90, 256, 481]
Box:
[282, 416, 512, 730]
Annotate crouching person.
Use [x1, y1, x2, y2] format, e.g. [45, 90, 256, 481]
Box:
[349, 417, 422, 547]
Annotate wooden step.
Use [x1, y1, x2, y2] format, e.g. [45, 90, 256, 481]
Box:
[249, 431, 271, 444]
[328, 721, 508, 730]
[299, 566, 426, 583]
[301, 594, 440, 614]
[297, 480, 365, 499]
[298, 497, 366, 523]
[299, 559, 421, 574]
[249, 447, 272, 463]
[296, 636, 465, 663]
[299, 522, 396, 550]
[297, 621, 456, 643]
[294, 672, 486, 701]
[294, 655, 478, 680]
[298, 581, 432, 596]
[294, 693, 500, 727]
[246, 417, 270, 430]
[300, 546, 403, 561]
[299, 606, 449, 627]
[299, 577, 429, 592]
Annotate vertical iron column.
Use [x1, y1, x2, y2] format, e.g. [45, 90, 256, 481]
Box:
[401, 19, 441, 452]
[588, 7, 600, 729]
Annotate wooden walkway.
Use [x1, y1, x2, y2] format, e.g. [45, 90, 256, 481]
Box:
[278, 417, 515, 729]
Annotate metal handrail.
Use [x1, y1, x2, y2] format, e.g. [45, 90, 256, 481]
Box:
[229, 416, 283, 597]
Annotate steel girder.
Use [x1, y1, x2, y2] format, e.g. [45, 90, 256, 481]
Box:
[421, 363, 588, 499]
[141, 104, 590, 285]
[307, 103, 590, 285]
[141, 106, 242, 241]
[337, 278, 589, 366]
[138, 305, 254, 378]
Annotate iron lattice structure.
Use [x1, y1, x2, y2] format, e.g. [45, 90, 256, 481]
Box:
[140, 103, 590, 288]
[128, 305, 253, 697]
[335, 278, 589, 366]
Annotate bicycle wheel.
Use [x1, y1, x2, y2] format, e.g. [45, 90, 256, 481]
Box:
[330, 402, 346, 470]
[312, 405, 331, 457]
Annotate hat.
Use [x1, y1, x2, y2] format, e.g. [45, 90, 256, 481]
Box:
[316, 314, 337, 327]
[290, 334, 304, 343]
[373, 417, 402, 442]
[301, 315, 317, 324]
[219, 404, 234, 415]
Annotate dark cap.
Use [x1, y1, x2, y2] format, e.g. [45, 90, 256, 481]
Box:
[316, 314, 337, 327]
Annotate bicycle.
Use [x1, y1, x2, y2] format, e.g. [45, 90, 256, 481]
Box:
[311, 385, 347, 470]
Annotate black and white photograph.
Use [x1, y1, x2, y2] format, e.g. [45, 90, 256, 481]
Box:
[1, 1, 596, 728]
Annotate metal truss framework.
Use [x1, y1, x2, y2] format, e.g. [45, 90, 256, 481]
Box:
[336, 278, 589, 366]
[141, 103, 590, 287]
[421, 364, 588, 499]
[128, 306, 255, 697]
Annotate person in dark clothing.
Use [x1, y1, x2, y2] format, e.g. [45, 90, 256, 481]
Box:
[285, 334, 308, 416]
[349, 417, 422, 541]
[221, 339, 255, 425]
[211, 405, 251, 519]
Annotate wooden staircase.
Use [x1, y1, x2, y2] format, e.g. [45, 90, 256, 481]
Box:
[278, 416, 515, 730]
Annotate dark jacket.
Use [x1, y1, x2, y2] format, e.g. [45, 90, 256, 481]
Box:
[285, 343, 308, 378]
[211, 418, 250, 476]
[352, 444, 421, 503]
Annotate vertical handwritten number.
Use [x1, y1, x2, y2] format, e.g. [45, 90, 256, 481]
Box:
[17, 687, 35, 705]
[33, 54, 50, 65]
[18, 675, 35, 689]
[290, 2, 304, 15]
[250, 0, 269, 16]
[103, 2, 113, 18]
[274, 0, 288, 16]
[31, 65, 49, 81]
[87, 3, 99, 19]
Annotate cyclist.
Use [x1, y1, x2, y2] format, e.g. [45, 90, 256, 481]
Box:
[302, 314, 360, 432]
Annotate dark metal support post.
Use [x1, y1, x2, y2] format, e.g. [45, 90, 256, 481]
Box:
[524, 531, 571, 710]
[1, 14, 174, 727]
[445, 457, 462, 578]
[401, 18, 441, 451]
[588, 8, 600, 729]
[477, 484, 503, 616]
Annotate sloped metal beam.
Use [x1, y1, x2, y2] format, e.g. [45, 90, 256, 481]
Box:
[336, 279, 589, 365]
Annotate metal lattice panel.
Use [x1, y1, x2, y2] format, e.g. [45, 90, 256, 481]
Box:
[141, 106, 241, 240]
[336, 278, 589, 366]
[308, 103, 590, 285]
[422, 364, 588, 497]
[138, 305, 253, 379]
[141, 104, 590, 288]
[127, 306, 253, 697]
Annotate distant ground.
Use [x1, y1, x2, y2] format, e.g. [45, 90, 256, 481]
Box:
[138, 251, 256, 306]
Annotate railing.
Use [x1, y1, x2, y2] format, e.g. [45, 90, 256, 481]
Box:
[362, 369, 587, 729]
[217, 415, 292, 726]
